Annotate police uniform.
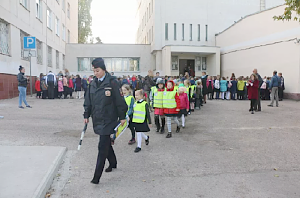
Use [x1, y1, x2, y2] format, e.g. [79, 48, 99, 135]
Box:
[84, 58, 127, 184]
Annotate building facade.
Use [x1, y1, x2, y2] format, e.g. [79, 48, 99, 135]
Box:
[0, 0, 78, 99]
[216, 5, 300, 100]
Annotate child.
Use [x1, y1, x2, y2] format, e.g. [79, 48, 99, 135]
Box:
[230, 77, 237, 100]
[184, 79, 191, 114]
[58, 77, 64, 99]
[214, 76, 220, 100]
[206, 76, 214, 100]
[152, 80, 166, 134]
[68, 76, 74, 99]
[226, 77, 231, 100]
[195, 81, 203, 109]
[132, 90, 151, 153]
[63, 75, 68, 99]
[237, 77, 245, 100]
[35, 77, 41, 99]
[163, 81, 181, 138]
[178, 87, 189, 128]
[190, 81, 196, 112]
[121, 85, 136, 145]
[41, 76, 48, 99]
[220, 77, 227, 100]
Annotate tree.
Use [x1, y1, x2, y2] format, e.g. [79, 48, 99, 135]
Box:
[274, 0, 300, 21]
[78, 0, 93, 43]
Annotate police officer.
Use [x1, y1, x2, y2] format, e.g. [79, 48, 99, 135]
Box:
[83, 58, 127, 185]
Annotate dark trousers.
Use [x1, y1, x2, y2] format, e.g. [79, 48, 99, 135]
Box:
[237, 90, 244, 100]
[63, 86, 68, 98]
[254, 90, 261, 111]
[93, 135, 117, 181]
[128, 116, 135, 139]
[58, 92, 63, 98]
[250, 99, 257, 111]
[215, 89, 220, 99]
[84, 88, 87, 98]
[278, 87, 284, 100]
[42, 90, 48, 99]
[231, 91, 236, 100]
[36, 91, 41, 97]
[48, 81, 54, 99]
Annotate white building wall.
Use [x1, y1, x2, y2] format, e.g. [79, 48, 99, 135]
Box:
[0, 0, 78, 77]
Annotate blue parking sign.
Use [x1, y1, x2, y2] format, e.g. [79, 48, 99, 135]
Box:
[24, 37, 36, 49]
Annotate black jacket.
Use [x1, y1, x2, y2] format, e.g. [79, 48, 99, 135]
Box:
[83, 73, 127, 135]
[17, 72, 28, 87]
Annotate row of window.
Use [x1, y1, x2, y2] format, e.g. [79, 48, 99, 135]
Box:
[47, 46, 66, 69]
[165, 23, 208, 41]
[139, 0, 154, 35]
[78, 58, 140, 72]
[47, 8, 70, 41]
[171, 56, 207, 71]
[142, 26, 154, 44]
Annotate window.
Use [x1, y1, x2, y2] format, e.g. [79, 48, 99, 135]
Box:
[20, 30, 30, 61]
[149, 29, 151, 44]
[78, 58, 140, 72]
[20, 0, 29, 10]
[47, 46, 52, 67]
[63, 54, 65, 69]
[198, 24, 200, 41]
[47, 8, 52, 29]
[36, 39, 43, 64]
[171, 56, 178, 70]
[147, 7, 148, 22]
[62, 24, 65, 41]
[56, 50, 59, 69]
[36, 0, 42, 20]
[147, 32, 148, 44]
[174, 23, 176, 40]
[152, 0, 153, 13]
[152, 26, 153, 42]
[202, 57, 207, 70]
[55, 17, 59, 36]
[67, 3, 70, 19]
[62, 0, 66, 12]
[68, 30, 70, 43]
[149, 3, 151, 18]
[190, 24, 192, 41]
[196, 57, 201, 71]
[205, 25, 208, 41]
[0, 19, 10, 56]
[165, 23, 168, 40]
[182, 24, 184, 41]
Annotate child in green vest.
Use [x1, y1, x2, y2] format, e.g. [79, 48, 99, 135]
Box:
[132, 90, 151, 153]
[121, 84, 136, 145]
[152, 80, 166, 133]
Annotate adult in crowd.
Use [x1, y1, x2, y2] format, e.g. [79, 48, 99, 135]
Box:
[84, 58, 127, 185]
[268, 70, 280, 107]
[184, 65, 191, 76]
[46, 71, 56, 99]
[201, 72, 208, 104]
[144, 70, 156, 107]
[278, 72, 285, 101]
[17, 66, 31, 108]
[253, 69, 263, 111]
[247, 74, 259, 114]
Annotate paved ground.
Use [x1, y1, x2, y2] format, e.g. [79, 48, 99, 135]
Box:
[1, 97, 300, 198]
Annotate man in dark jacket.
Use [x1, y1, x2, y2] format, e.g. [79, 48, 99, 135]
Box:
[84, 58, 127, 185]
[253, 69, 263, 111]
[278, 72, 285, 101]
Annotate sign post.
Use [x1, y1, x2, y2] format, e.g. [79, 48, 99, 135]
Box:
[24, 37, 36, 97]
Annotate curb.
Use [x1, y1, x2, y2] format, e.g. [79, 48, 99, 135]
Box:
[32, 147, 67, 198]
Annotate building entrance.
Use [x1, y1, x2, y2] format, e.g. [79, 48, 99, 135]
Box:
[179, 59, 195, 77]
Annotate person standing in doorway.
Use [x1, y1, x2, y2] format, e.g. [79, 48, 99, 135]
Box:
[46, 71, 56, 99]
[84, 58, 127, 185]
[278, 73, 285, 101]
[253, 69, 263, 111]
[17, 66, 31, 108]
[268, 71, 280, 107]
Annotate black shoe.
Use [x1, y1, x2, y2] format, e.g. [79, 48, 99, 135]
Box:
[249, 109, 251, 112]
[26, 105, 32, 108]
[19, 106, 24, 109]
[176, 126, 180, 133]
[134, 147, 141, 153]
[160, 127, 165, 134]
[156, 128, 160, 132]
[145, 136, 149, 145]
[251, 111, 254, 114]
[90, 179, 99, 184]
[105, 164, 117, 172]
[268, 105, 273, 107]
[166, 133, 172, 138]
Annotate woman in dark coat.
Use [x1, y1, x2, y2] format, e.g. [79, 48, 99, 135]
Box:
[247, 74, 259, 114]
[75, 75, 82, 99]
[201, 72, 208, 103]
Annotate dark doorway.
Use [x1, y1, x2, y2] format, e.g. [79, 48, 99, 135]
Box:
[179, 59, 195, 77]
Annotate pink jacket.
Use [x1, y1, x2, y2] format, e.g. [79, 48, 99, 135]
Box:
[58, 80, 64, 92]
[179, 92, 189, 109]
[206, 80, 214, 89]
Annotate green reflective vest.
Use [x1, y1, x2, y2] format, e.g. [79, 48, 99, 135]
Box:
[190, 85, 196, 97]
[125, 95, 134, 112]
[163, 90, 177, 109]
[174, 86, 179, 92]
[153, 89, 164, 108]
[132, 101, 147, 123]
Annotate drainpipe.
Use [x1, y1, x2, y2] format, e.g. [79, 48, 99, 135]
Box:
[260, 0, 266, 11]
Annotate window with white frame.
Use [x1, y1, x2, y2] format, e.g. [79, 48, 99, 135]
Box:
[205, 25, 208, 41]
[62, 0, 66, 11]
[0, 19, 10, 56]
[36, 0, 42, 20]
[196, 57, 201, 71]
[55, 17, 59, 36]
[47, 46, 52, 67]
[56, 50, 59, 69]
[198, 24, 200, 41]
[67, 3, 70, 19]
[20, 30, 30, 61]
[20, 0, 29, 10]
[149, 3, 151, 18]
[152, 26, 153, 42]
[47, 8, 52, 29]
[182, 24, 184, 41]
[62, 24, 65, 41]
[174, 23, 177, 40]
[67, 30, 70, 43]
[63, 54, 65, 69]
[36, 39, 43, 64]
[171, 56, 178, 70]
[202, 57, 207, 70]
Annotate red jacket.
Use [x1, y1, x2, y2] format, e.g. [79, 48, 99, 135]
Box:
[68, 79, 74, 88]
[35, 80, 41, 92]
[247, 80, 259, 99]
[206, 80, 214, 89]
[179, 92, 189, 109]
[163, 81, 180, 115]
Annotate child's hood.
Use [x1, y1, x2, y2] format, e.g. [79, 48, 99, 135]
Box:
[166, 80, 175, 91]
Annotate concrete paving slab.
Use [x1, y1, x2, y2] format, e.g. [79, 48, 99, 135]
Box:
[0, 146, 66, 198]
